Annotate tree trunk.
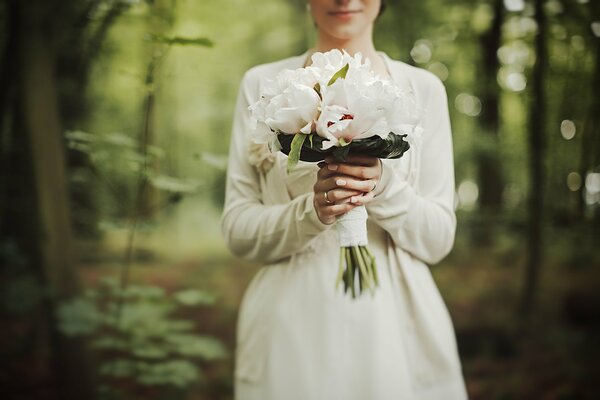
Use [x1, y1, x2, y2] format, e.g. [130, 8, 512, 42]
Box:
[0, 0, 19, 234]
[476, 0, 504, 245]
[137, 0, 177, 219]
[17, 1, 95, 397]
[578, 3, 600, 222]
[520, 0, 547, 317]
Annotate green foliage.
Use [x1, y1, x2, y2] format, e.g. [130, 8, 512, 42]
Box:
[286, 133, 307, 173]
[148, 34, 214, 47]
[57, 278, 227, 393]
[77, 0, 600, 228]
[174, 289, 216, 306]
[99, 359, 202, 387]
[150, 175, 202, 193]
[65, 130, 162, 178]
[57, 297, 104, 335]
[65, 129, 203, 219]
[0, 241, 46, 315]
[278, 132, 410, 163]
[327, 63, 349, 86]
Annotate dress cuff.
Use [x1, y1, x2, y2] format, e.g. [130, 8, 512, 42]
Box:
[373, 159, 393, 199]
[368, 159, 416, 210]
[302, 192, 332, 234]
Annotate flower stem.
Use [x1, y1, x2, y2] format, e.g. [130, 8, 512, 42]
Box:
[357, 246, 375, 295]
[335, 247, 345, 291]
[336, 245, 380, 298]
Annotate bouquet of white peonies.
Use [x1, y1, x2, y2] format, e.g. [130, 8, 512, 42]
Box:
[248, 49, 422, 299]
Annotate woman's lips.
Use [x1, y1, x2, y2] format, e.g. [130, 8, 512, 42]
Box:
[328, 10, 362, 20]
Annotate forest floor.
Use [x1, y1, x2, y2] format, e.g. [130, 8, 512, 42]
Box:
[3, 233, 599, 400]
[72, 240, 600, 400]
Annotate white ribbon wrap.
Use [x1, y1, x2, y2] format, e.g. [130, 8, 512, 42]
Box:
[336, 205, 368, 247]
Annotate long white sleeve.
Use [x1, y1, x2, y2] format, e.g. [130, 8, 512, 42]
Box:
[220, 71, 330, 263]
[366, 73, 457, 265]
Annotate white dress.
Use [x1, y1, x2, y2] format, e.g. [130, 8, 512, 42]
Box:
[221, 51, 469, 400]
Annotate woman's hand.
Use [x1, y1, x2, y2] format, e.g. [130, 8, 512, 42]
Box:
[313, 154, 382, 225]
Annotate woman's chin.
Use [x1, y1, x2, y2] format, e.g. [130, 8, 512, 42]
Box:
[323, 26, 367, 42]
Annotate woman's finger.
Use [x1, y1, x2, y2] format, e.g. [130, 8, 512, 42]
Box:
[323, 176, 377, 194]
[315, 188, 363, 205]
[315, 176, 376, 195]
[317, 202, 360, 220]
[350, 190, 376, 205]
[317, 162, 341, 180]
[314, 156, 380, 224]
[325, 163, 378, 180]
[324, 154, 378, 166]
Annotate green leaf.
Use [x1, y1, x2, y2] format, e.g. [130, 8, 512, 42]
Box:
[93, 337, 128, 351]
[123, 285, 166, 300]
[150, 175, 202, 193]
[135, 360, 201, 387]
[103, 132, 137, 148]
[57, 298, 103, 336]
[309, 133, 314, 149]
[131, 344, 169, 359]
[286, 134, 307, 173]
[64, 130, 97, 143]
[148, 34, 214, 47]
[174, 289, 216, 306]
[100, 359, 135, 378]
[164, 319, 195, 333]
[277, 132, 410, 163]
[146, 145, 166, 159]
[314, 82, 322, 99]
[327, 63, 349, 86]
[335, 247, 345, 291]
[332, 145, 350, 162]
[114, 303, 174, 335]
[167, 334, 228, 359]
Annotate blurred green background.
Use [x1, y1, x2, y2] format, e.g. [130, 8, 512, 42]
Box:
[1, 0, 599, 399]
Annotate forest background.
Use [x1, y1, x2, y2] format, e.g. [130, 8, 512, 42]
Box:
[1, 0, 599, 399]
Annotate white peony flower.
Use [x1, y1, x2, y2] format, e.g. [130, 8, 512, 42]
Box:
[315, 75, 392, 149]
[249, 67, 321, 143]
[248, 48, 422, 151]
[264, 83, 320, 134]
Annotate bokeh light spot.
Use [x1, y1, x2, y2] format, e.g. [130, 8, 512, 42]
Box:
[410, 40, 433, 64]
[591, 22, 600, 38]
[428, 62, 449, 81]
[567, 172, 582, 192]
[455, 93, 482, 117]
[585, 172, 600, 194]
[560, 120, 576, 140]
[504, 0, 525, 12]
[458, 180, 479, 209]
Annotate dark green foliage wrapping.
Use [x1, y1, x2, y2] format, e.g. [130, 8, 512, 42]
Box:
[277, 132, 411, 163]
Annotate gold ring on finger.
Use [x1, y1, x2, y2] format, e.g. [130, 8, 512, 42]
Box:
[324, 190, 333, 204]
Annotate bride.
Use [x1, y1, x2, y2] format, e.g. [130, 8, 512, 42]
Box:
[220, 0, 468, 398]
